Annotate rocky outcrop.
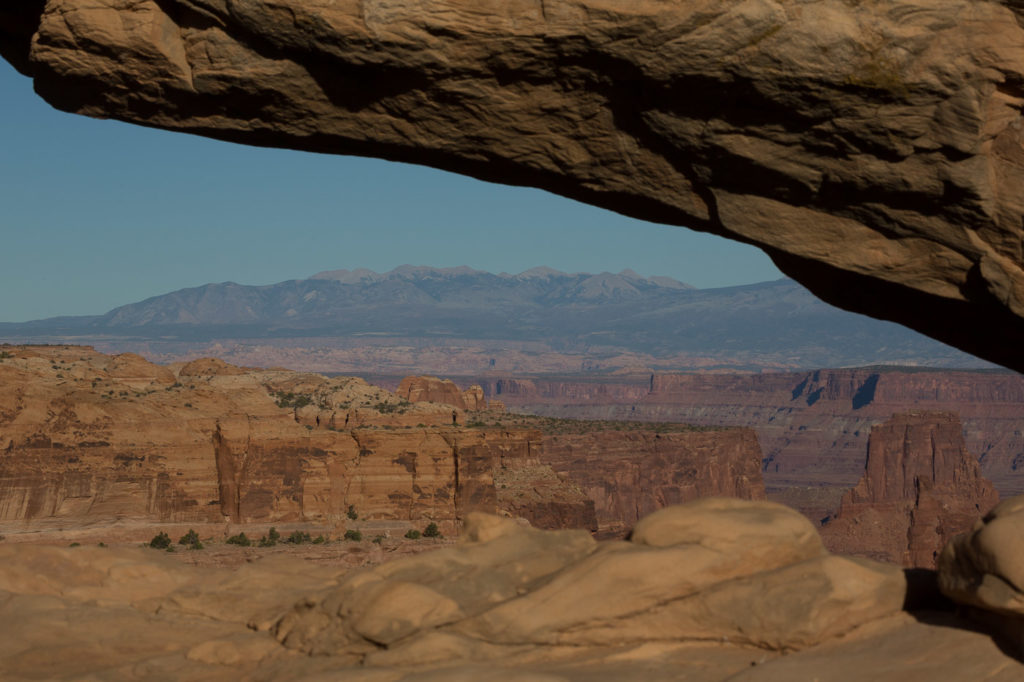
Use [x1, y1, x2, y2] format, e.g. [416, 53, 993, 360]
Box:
[5, 1, 1024, 370]
[940, 494, 1024, 655]
[483, 377, 650, 406]
[541, 429, 765, 537]
[503, 369, 1024, 497]
[274, 500, 904, 660]
[1, 347, 774, 541]
[396, 375, 487, 412]
[821, 412, 999, 568]
[2, 503, 1022, 680]
[0, 347, 542, 537]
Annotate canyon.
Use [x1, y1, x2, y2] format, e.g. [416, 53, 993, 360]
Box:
[5, 2, 1024, 675]
[0, 346, 764, 542]
[482, 369, 1024, 505]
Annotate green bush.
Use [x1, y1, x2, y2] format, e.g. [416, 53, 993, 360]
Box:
[312, 534, 327, 544]
[404, 529, 421, 540]
[226, 532, 251, 547]
[286, 530, 312, 545]
[272, 391, 313, 409]
[346, 505, 358, 520]
[372, 535, 384, 544]
[258, 527, 281, 547]
[179, 529, 200, 546]
[149, 532, 171, 549]
[423, 522, 441, 538]
[343, 529, 363, 542]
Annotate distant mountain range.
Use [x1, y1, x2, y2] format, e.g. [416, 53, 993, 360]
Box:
[0, 266, 989, 370]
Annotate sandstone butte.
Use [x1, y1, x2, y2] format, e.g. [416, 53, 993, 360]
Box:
[0, 346, 765, 541]
[820, 410, 1001, 568]
[484, 369, 1024, 512]
[395, 375, 488, 412]
[4, 1, 1024, 371]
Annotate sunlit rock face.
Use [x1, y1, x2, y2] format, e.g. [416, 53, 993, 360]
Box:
[3, 1, 1024, 370]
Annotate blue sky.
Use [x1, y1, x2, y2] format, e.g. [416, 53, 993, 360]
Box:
[0, 59, 782, 323]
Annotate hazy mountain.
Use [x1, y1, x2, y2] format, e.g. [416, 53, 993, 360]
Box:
[0, 266, 988, 369]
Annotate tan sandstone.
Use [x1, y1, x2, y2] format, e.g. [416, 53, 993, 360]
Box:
[3, 1, 1024, 369]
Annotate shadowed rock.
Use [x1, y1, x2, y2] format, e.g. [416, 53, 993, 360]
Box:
[821, 411, 1000, 568]
[2, 1, 1024, 369]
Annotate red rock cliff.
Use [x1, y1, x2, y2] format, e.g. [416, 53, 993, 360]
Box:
[397, 375, 488, 412]
[820, 411, 999, 568]
[540, 429, 765, 537]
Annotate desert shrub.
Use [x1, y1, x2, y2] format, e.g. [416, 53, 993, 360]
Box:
[423, 522, 441, 538]
[372, 535, 384, 544]
[179, 529, 200, 547]
[404, 529, 421, 540]
[69, 542, 81, 547]
[272, 391, 313, 409]
[312, 534, 327, 544]
[258, 527, 281, 547]
[346, 505, 358, 520]
[343, 529, 363, 542]
[149, 532, 171, 549]
[97, 542, 106, 547]
[226, 532, 251, 547]
[285, 530, 312, 545]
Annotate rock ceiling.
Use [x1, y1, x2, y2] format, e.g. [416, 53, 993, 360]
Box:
[2, 1, 1024, 371]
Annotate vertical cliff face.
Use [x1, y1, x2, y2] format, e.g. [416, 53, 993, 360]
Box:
[497, 369, 1024, 499]
[820, 411, 999, 568]
[396, 375, 488, 412]
[540, 429, 765, 537]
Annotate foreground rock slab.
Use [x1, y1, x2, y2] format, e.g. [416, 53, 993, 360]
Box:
[4, 498, 1018, 680]
[4, 0, 1024, 370]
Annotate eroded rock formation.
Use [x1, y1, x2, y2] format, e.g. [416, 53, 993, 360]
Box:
[498, 369, 1024, 499]
[396, 375, 488, 412]
[4, 1, 1024, 370]
[541, 429, 765, 537]
[0, 346, 544, 536]
[0, 346, 772, 541]
[3, 498, 1022, 680]
[821, 411, 1000, 568]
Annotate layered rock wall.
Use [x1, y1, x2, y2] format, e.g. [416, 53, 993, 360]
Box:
[1, 347, 772, 539]
[497, 369, 1024, 497]
[820, 411, 1000, 567]
[396, 375, 488, 412]
[541, 429, 765, 537]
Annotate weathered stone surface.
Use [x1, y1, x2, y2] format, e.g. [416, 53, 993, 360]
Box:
[396, 375, 488, 412]
[1, 502, 1021, 681]
[501, 369, 1024, 498]
[3, 1, 1024, 369]
[542, 429, 765, 536]
[821, 411, 999, 568]
[2, 346, 775, 542]
[0, 346, 548, 538]
[939, 494, 1024, 615]
[276, 499, 904, 660]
